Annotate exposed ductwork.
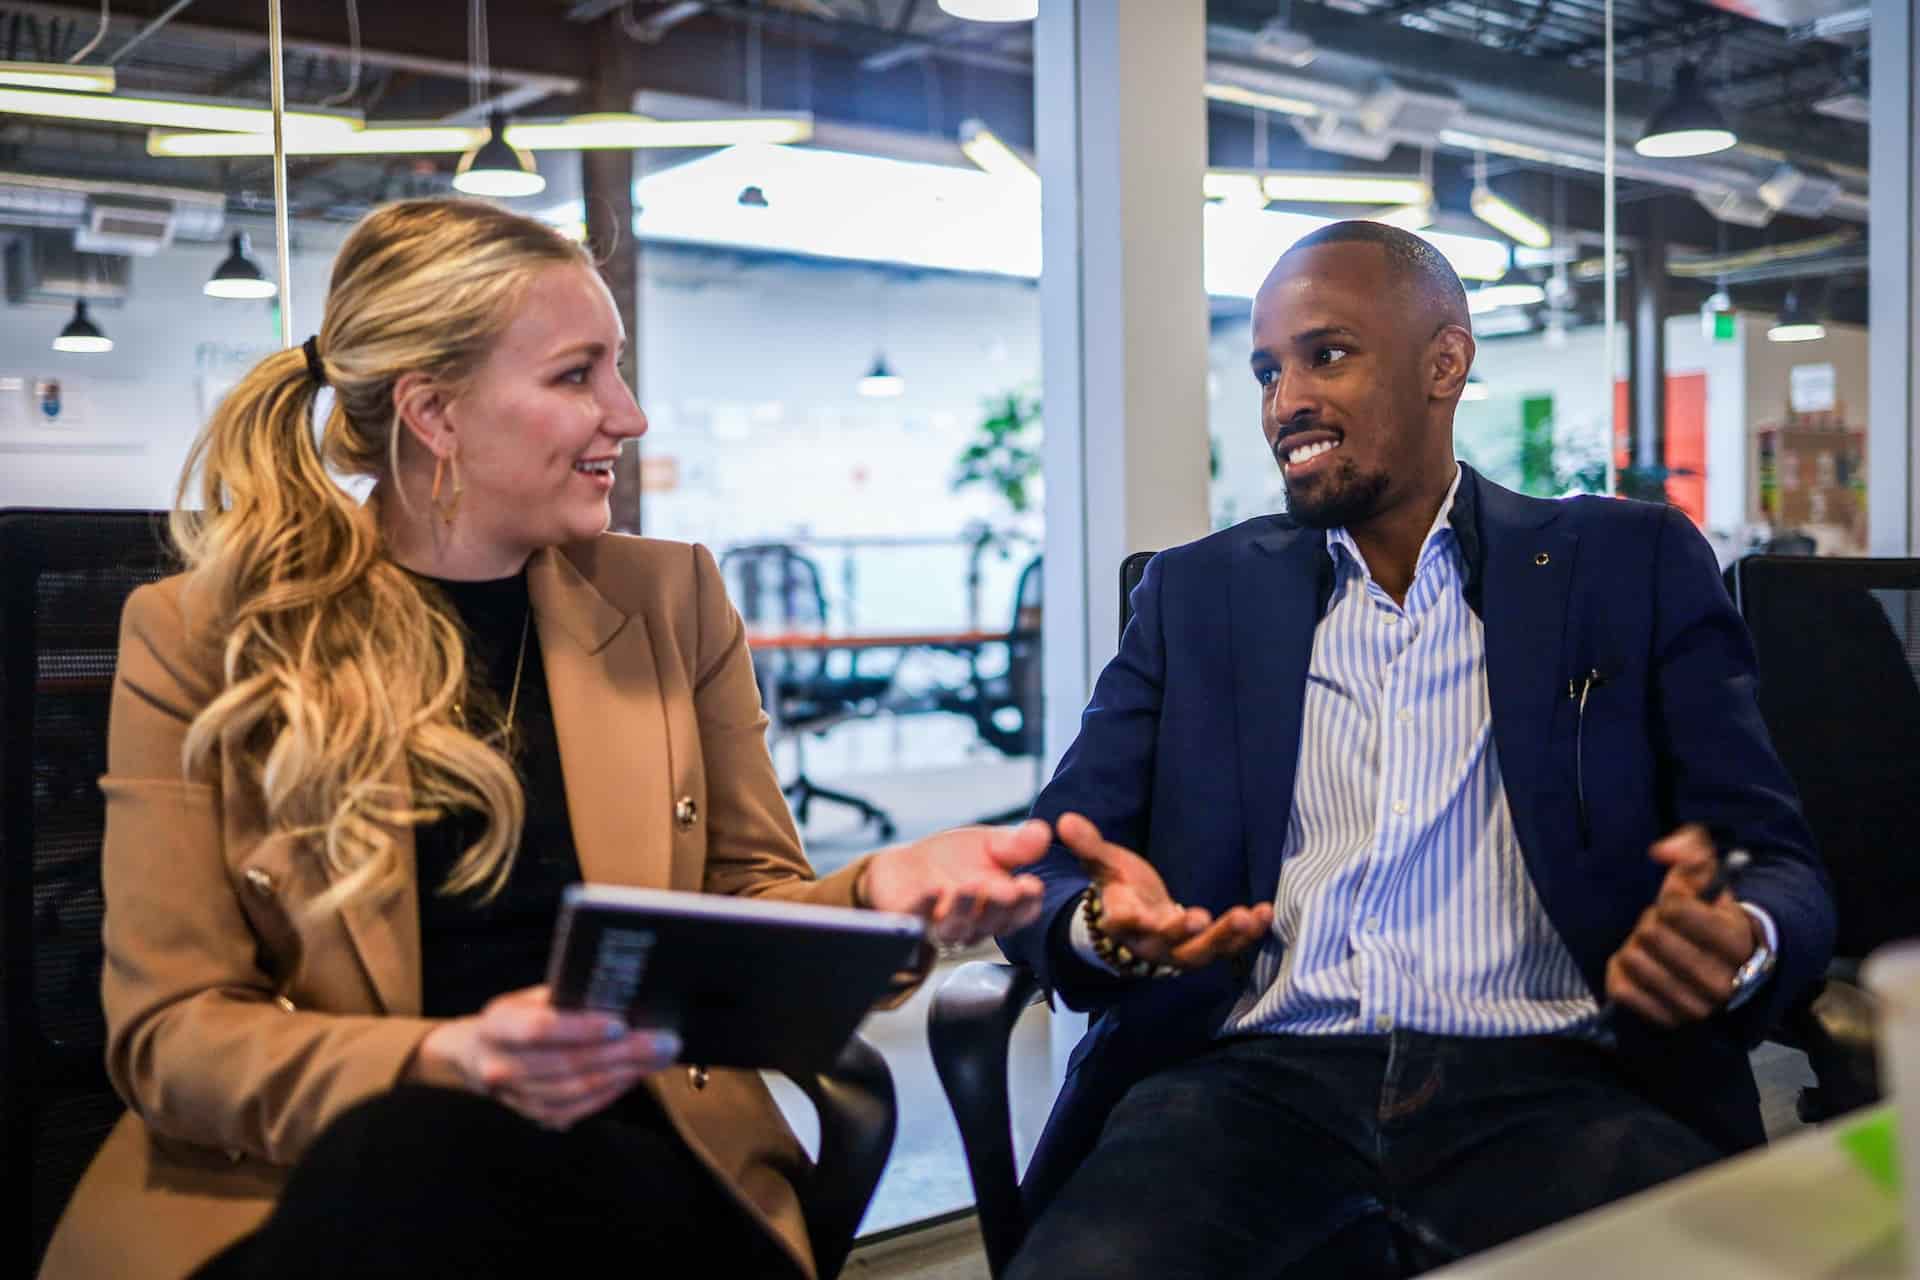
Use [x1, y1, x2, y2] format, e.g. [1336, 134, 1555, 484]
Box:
[1203, 12, 1869, 227]
[0, 172, 226, 249]
[5, 230, 132, 305]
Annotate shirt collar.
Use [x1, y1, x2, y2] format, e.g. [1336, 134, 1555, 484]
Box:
[1326, 462, 1465, 580]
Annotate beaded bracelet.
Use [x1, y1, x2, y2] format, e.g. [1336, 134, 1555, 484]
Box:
[1081, 887, 1178, 980]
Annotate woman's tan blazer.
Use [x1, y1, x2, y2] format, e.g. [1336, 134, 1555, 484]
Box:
[41, 534, 896, 1280]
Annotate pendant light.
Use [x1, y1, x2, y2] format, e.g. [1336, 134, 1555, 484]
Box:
[53, 299, 112, 353]
[1635, 62, 1737, 159]
[204, 232, 278, 299]
[1767, 289, 1826, 343]
[454, 112, 545, 197]
[936, 0, 1038, 20]
[858, 354, 905, 398]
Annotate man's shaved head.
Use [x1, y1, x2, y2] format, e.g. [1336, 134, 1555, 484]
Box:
[1274, 220, 1471, 339]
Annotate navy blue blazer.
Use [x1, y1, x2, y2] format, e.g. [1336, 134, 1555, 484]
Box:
[1001, 465, 1835, 1213]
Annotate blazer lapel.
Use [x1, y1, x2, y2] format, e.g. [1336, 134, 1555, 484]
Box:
[1233, 521, 1327, 906]
[1477, 480, 1577, 867]
[529, 546, 677, 888]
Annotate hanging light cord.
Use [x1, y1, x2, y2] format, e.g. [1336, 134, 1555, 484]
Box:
[319, 0, 362, 108]
[469, 0, 491, 114]
[66, 0, 109, 64]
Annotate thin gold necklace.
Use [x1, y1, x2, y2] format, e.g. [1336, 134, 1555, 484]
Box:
[455, 608, 531, 745]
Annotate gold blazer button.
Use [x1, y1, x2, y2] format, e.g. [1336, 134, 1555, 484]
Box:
[687, 1064, 710, 1090]
[674, 796, 699, 830]
[243, 867, 275, 895]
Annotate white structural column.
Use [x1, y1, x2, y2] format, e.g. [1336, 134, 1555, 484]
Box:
[1870, 0, 1916, 555]
[1033, 0, 1211, 1085]
[1036, 0, 1211, 765]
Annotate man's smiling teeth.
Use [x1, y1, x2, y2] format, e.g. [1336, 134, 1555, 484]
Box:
[574, 459, 614, 475]
[1288, 439, 1340, 466]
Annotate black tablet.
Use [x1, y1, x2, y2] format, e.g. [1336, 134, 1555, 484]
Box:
[546, 884, 927, 1073]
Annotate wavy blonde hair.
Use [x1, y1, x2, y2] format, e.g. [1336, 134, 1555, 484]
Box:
[172, 198, 591, 911]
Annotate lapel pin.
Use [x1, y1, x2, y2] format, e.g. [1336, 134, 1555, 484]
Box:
[1534, 552, 1551, 566]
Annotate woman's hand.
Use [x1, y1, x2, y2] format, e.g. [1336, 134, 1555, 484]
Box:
[1058, 812, 1272, 971]
[860, 819, 1051, 946]
[407, 985, 680, 1131]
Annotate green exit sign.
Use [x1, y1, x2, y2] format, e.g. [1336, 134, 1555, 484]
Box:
[1703, 309, 1737, 342]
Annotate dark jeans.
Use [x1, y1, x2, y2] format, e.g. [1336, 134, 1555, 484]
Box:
[1008, 1032, 1720, 1280]
[193, 1084, 801, 1280]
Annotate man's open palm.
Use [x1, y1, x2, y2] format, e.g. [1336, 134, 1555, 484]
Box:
[1057, 812, 1273, 970]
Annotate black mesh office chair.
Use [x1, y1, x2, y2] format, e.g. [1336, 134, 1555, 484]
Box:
[931, 550, 1897, 1277]
[719, 544, 897, 839]
[936, 554, 1043, 826]
[2, 513, 898, 1279]
[1728, 554, 1920, 1121]
[0, 509, 177, 1273]
[927, 551, 1151, 1277]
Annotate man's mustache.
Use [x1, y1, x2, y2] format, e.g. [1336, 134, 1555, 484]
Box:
[1269, 416, 1344, 463]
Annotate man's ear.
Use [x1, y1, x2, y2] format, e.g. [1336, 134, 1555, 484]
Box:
[393, 371, 455, 459]
[1430, 324, 1476, 401]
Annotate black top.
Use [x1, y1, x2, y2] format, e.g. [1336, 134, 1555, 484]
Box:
[409, 569, 582, 1019]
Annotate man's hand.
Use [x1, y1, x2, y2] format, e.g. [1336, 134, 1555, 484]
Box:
[860, 819, 1050, 947]
[1604, 824, 1762, 1027]
[1057, 812, 1272, 971]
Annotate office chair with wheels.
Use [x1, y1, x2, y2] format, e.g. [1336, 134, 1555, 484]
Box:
[720, 544, 898, 839]
[1728, 553, 1920, 1121]
[2, 512, 901, 1279]
[937, 554, 1043, 826]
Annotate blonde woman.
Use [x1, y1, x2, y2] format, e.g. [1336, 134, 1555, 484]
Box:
[40, 198, 1048, 1280]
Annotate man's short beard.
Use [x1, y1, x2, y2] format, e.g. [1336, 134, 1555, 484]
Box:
[1282, 458, 1390, 529]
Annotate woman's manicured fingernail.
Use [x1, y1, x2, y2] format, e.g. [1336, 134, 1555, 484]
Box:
[652, 1031, 683, 1059]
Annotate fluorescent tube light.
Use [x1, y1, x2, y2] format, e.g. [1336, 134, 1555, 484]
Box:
[1261, 171, 1431, 206]
[0, 86, 356, 136]
[149, 112, 813, 158]
[1470, 184, 1552, 249]
[0, 60, 115, 93]
[1468, 282, 1547, 314]
[1203, 82, 1322, 119]
[959, 119, 1038, 185]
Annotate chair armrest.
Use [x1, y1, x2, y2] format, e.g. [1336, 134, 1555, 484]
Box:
[1777, 977, 1880, 1124]
[928, 961, 1044, 1279]
[787, 1034, 897, 1280]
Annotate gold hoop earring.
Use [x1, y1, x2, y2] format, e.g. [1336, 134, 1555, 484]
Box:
[430, 451, 463, 527]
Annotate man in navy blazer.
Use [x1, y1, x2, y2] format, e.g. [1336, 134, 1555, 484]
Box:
[999, 222, 1834, 1279]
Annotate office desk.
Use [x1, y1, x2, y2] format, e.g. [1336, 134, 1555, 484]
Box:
[1431, 1107, 1905, 1278]
[747, 630, 1003, 654]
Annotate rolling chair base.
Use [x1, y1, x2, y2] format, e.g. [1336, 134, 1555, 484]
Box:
[785, 773, 898, 840]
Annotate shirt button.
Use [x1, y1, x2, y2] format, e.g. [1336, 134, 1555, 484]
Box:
[1382, 615, 1399, 626]
[1364, 916, 1381, 933]
[244, 867, 275, 896]
[687, 1064, 710, 1091]
[1392, 801, 1409, 816]
[1397, 709, 1413, 723]
[1375, 1013, 1394, 1032]
[674, 796, 699, 830]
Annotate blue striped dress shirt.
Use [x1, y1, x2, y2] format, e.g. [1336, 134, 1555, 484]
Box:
[1220, 469, 1602, 1038]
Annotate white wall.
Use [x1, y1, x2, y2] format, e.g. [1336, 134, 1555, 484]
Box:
[0, 218, 343, 510]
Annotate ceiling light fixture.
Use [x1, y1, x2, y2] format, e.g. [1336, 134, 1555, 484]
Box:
[1203, 81, 1322, 119]
[454, 112, 545, 197]
[0, 60, 115, 93]
[0, 86, 356, 136]
[1767, 289, 1826, 343]
[1468, 280, 1548, 315]
[1260, 171, 1430, 206]
[936, 0, 1037, 20]
[1470, 184, 1551, 251]
[1369, 202, 1434, 231]
[857, 354, 905, 398]
[204, 232, 278, 299]
[959, 119, 1039, 186]
[148, 111, 813, 158]
[1635, 61, 1737, 159]
[53, 299, 112, 353]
